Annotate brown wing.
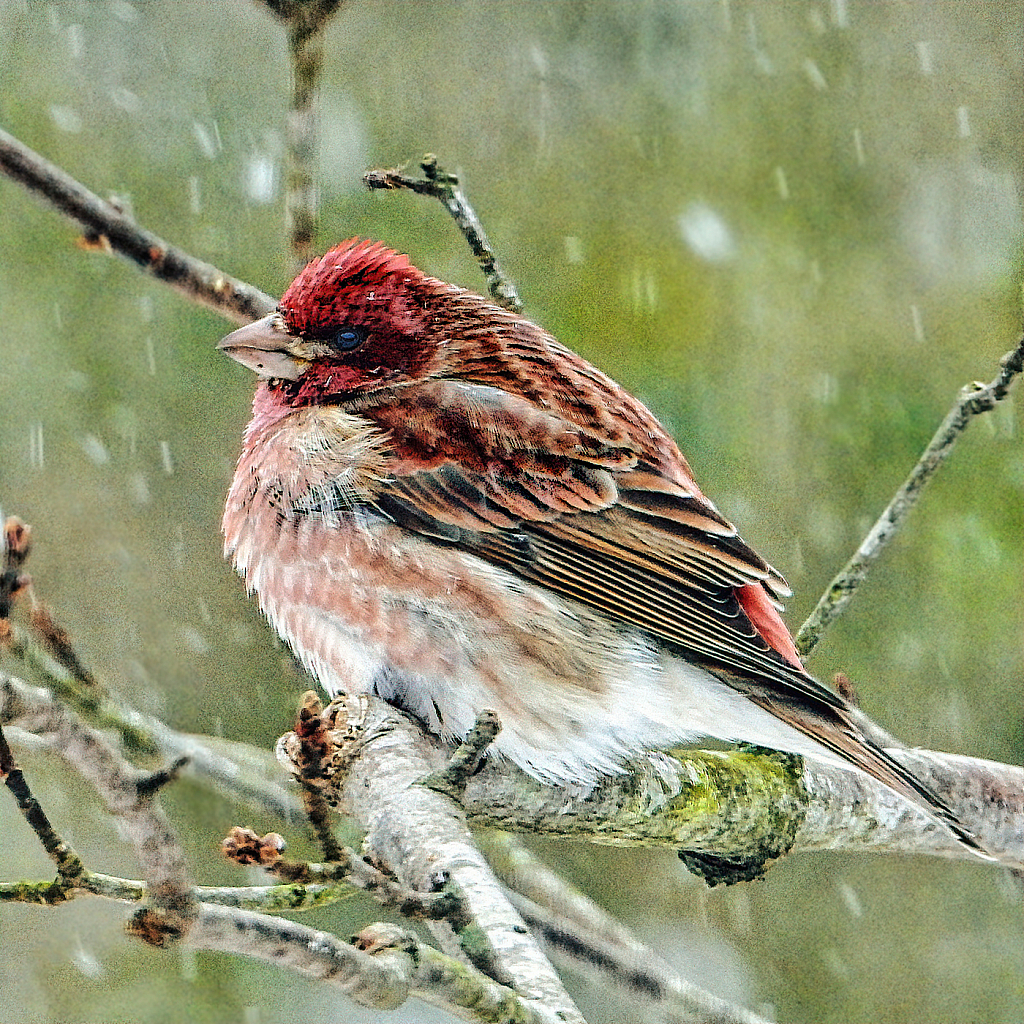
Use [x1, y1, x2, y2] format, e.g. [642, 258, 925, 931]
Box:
[375, 458, 827, 689]
[372, 458, 983, 851]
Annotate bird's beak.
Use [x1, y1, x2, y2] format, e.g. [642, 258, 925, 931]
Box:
[218, 312, 308, 380]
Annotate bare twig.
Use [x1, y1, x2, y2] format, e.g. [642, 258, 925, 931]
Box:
[0, 128, 275, 325]
[3, 600, 298, 818]
[487, 834, 769, 1024]
[796, 334, 1024, 656]
[260, 0, 347, 269]
[0, 722, 86, 891]
[365, 155, 523, 312]
[190, 907, 543, 1022]
[1, 674, 197, 942]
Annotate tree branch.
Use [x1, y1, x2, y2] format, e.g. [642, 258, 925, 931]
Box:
[260, 0, 347, 269]
[486, 834, 769, 1024]
[285, 695, 1023, 873]
[0, 673, 197, 942]
[796, 334, 1024, 655]
[285, 696, 587, 1022]
[0, 127, 275, 325]
[365, 155, 523, 312]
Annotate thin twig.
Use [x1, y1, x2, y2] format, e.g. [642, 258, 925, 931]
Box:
[3, 612, 298, 819]
[1, 675, 197, 942]
[190, 907, 544, 1022]
[487, 834, 769, 1024]
[260, 0, 347, 270]
[0, 723, 85, 890]
[364, 155, 523, 312]
[796, 334, 1024, 656]
[0, 128, 275, 325]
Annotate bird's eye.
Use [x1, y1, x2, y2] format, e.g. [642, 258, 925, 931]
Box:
[329, 326, 367, 352]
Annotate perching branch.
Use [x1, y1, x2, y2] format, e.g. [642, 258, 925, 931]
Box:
[0, 127, 275, 325]
[796, 334, 1024, 656]
[283, 695, 1024, 873]
[281, 694, 587, 1023]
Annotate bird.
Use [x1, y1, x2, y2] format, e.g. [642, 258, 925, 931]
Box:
[219, 238, 981, 853]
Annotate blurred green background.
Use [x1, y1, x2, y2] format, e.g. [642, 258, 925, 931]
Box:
[0, 2, 1020, 1022]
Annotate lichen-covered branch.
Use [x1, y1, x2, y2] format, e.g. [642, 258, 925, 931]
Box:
[287, 695, 1023, 873]
[797, 334, 1024, 656]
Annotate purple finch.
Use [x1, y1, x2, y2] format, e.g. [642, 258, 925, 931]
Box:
[220, 239, 979, 852]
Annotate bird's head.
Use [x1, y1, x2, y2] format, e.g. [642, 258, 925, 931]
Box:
[219, 239, 456, 405]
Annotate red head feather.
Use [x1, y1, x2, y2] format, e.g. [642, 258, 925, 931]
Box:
[279, 239, 427, 339]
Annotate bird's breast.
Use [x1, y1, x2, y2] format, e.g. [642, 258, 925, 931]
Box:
[222, 403, 788, 786]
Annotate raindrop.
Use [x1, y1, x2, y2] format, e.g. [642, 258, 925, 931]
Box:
[72, 940, 104, 980]
[144, 336, 156, 375]
[29, 422, 44, 469]
[810, 373, 839, 405]
[774, 166, 789, 200]
[80, 434, 109, 466]
[128, 472, 151, 505]
[111, 403, 139, 454]
[563, 236, 585, 265]
[178, 626, 209, 656]
[159, 441, 174, 475]
[192, 120, 220, 160]
[188, 175, 201, 214]
[50, 105, 83, 133]
[803, 59, 827, 90]
[109, 1, 139, 22]
[915, 41, 934, 76]
[836, 880, 863, 917]
[956, 106, 971, 138]
[822, 948, 849, 979]
[831, 0, 849, 29]
[178, 946, 198, 982]
[852, 127, 865, 166]
[66, 23, 84, 59]
[245, 153, 278, 205]
[910, 304, 925, 343]
[745, 13, 774, 74]
[110, 87, 141, 114]
[678, 203, 736, 263]
[627, 266, 659, 312]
